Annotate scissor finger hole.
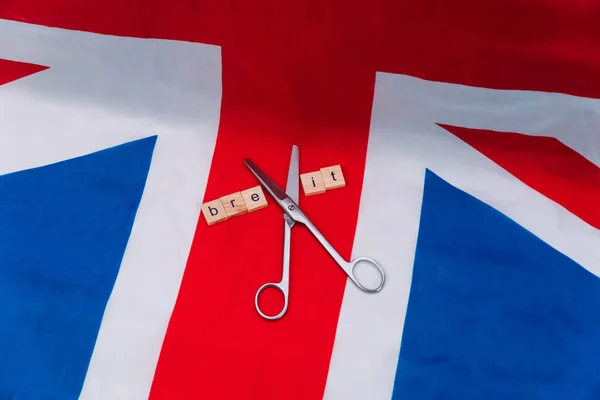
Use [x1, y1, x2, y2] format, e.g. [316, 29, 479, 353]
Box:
[351, 259, 384, 291]
[256, 285, 286, 317]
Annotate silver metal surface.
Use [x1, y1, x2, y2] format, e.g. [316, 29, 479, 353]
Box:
[254, 214, 294, 320]
[244, 157, 289, 201]
[301, 218, 385, 293]
[286, 145, 300, 205]
[252, 145, 299, 320]
[246, 144, 385, 320]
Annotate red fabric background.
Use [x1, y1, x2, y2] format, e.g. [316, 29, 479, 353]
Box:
[443, 124, 600, 232]
[0, 58, 47, 86]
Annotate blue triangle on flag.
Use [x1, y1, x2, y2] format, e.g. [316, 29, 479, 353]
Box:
[392, 169, 600, 399]
[0, 136, 156, 399]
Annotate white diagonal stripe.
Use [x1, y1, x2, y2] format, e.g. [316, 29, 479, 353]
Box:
[0, 19, 222, 400]
[324, 72, 600, 400]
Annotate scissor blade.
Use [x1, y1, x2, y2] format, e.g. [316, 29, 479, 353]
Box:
[286, 145, 299, 204]
[244, 158, 289, 202]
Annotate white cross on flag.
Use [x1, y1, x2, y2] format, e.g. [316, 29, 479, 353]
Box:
[1, 2, 600, 399]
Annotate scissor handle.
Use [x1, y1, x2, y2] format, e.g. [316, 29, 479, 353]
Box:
[255, 282, 289, 320]
[347, 257, 386, 293]
[295, 210, 386, 293]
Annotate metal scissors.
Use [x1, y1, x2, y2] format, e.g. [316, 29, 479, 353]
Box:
[244, 145, 385, 320]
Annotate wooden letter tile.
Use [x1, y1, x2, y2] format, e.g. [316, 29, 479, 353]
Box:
[201, 199, 228, 225]
[300, 171, 326, 196]
[320, 165, 346, 190]
[241, 186, 269, 212]
[220, 192, 248, 217]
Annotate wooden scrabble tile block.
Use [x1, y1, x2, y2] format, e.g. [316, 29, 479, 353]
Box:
[241, 186, 269, 212]
[300, 171, 326, 196]
[220, 192, 248, 217]
[201, 199, 228, 225]
[320, 165, 346, 190]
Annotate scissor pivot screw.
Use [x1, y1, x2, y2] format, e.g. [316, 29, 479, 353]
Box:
[288, 205, 295, 211]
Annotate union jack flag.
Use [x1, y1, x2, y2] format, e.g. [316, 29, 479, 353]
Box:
[1, 1, 599, 399]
